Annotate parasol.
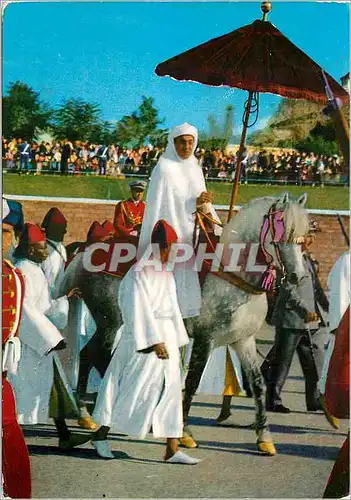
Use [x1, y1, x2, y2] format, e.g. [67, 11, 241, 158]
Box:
[155, 1, 349, 221]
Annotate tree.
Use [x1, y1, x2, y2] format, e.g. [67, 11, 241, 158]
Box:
[148, 128, 169, 148]
[295, 135, 339, 156]
[89, 121, 113, 144]
[2, 81, 52, 140]
[223, 105, 234, 148]
[113, 96, 164, 148]
[207, 114, 222, 139]
[53, 98, 103, 142]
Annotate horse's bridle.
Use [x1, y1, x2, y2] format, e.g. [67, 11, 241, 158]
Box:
[259, 203, 287, 285]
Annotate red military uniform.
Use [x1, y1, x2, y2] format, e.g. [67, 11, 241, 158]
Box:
[2, 259, 31, 498]
[113, 198, 145, 240]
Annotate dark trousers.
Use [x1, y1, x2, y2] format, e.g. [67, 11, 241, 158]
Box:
[265, 327, 324, 409]
[20, 156, 29, 171]
[60, 158, 69, 175]
[99, 158, 107, 175]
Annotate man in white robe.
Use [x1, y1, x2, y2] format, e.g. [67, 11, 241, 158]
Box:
[10, 223, 90, 450]
[91, 220, 201, 464]
[138, 123, 221, 319]
[41, 207, 97, 430]
[319, 251, 350, 429]
[41, 207, 68, 299]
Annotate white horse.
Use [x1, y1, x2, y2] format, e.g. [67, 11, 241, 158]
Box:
[62, 192, 309, 456]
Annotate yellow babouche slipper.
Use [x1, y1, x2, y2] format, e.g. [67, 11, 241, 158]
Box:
[179, 435, 198, 449]
[256, 440, 277, 456]
[78, 417, 98, 430]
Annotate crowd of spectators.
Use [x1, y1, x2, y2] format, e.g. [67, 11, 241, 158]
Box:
[2, 137, 347, 186]
[2, 138, 162, 177]
[198, 148, 347, 186]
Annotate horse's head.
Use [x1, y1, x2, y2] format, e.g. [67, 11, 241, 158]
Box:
[220, 192, 310, 286]
[269, 192, 309, 283]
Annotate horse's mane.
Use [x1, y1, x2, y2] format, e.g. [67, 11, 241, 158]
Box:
[220, 193, 309, 245]
[283, 199, 309, 243]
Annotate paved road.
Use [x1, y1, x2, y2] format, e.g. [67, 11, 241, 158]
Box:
[23, 327, 347, 498]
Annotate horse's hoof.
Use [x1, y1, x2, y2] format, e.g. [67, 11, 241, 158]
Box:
[78, 417, 97, 430]
[256, 440, 277, 456]
[179, 436, 198, 449]
[216, 412, 232, 424]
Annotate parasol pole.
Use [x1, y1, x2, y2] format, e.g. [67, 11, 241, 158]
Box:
[227, 91, 254, 222]
[227, 2, 271, 223]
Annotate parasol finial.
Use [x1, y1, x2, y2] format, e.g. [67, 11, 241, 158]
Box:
[261, 1, 272, 21]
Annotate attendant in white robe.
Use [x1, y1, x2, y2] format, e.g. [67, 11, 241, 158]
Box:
[138, 123, 221, 319]
[10, 223, 90, 450]
[41, 207, 68, 299]
[91, 220, 201, 465]
[41, 207, 97, 430]
[319, 251, 350, 429]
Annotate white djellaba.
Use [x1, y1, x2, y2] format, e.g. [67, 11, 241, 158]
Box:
[9, 258, 77, 424]
[318, 251, 350, 395]
[138, 123, 221, 319]
[92, 261, 189, 439]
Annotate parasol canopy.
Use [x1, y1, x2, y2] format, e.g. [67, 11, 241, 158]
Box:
[155, 19, 349, 105]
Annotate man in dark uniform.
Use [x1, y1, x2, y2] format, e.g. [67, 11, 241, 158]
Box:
[18, 138, 32, 173]
[97, 144, 109, 176]
[60, 140, 72, 175]
[113, 180, 147, 240]
[2, 198, 32, 498]
[264, 222, 328, 413]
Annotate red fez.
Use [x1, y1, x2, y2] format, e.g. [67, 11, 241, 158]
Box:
[21, 223, 46, 246]
[102, 220, 114, 234]
[42, 207, 67, 228]
[86, 221, 110, 243]
[151, 220, 178, 247]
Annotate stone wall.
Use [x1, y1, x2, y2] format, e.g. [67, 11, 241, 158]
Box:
[17, 198, 349, 288]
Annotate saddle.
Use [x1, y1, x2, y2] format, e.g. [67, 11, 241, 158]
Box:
[80, 207, 280, 296]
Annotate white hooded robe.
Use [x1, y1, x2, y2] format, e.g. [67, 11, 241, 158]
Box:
[138, 123, 220, 318]
[92, 261, 189, 438]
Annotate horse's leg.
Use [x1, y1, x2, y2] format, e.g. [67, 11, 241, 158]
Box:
[234, 335, 277, 456]
[180, 326, 211, 449]
[77, 326, 115, 401]
[217, 396, 233, 422]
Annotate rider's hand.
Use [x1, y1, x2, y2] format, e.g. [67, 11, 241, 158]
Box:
[305, 311, 318, 323]
[67, 287, 82, 299]
[153, 343, 169, 359]
[196, 191, 212, 207]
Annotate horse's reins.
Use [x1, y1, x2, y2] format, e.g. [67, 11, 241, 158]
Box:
[193, 203, 288, 295]
[193, 210, 265, 295]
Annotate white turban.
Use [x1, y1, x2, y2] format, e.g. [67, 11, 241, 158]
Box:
[164, 123, 198, 164]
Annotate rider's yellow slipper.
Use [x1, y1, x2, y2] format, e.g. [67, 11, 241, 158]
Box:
[179, 436, 198, 449]
[257, 440, 277, 456]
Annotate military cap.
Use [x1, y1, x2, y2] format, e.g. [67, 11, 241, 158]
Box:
[128, 180, 147, 192]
